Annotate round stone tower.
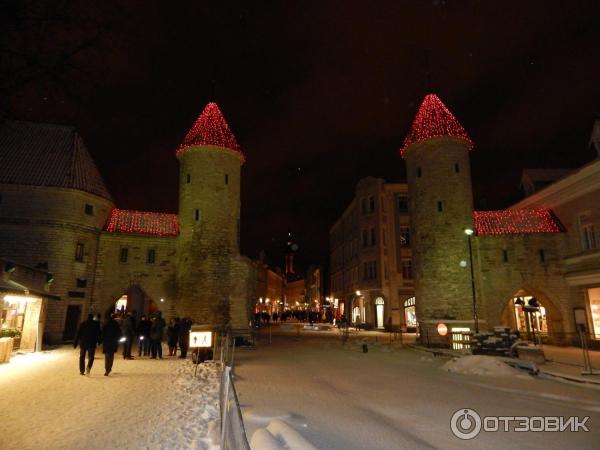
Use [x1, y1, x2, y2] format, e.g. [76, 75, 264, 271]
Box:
[175, 102, 244, 327]
[401, 94, 477, 346]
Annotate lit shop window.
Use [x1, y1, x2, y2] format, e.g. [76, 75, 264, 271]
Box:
[513, 296, 548, 334]
[404, 297, 416, 327]
[115, 295, 128, 313]
[588, 288, 600, 338]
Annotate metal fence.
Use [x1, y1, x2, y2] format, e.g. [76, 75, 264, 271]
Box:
[219, 332, 251, 450]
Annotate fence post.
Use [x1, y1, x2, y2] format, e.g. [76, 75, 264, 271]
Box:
[220, 366, 232, 448]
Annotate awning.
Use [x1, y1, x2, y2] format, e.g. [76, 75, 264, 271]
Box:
[0, 279, 61, 300]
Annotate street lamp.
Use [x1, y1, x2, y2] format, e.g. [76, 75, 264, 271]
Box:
[464, 228, 479, 333]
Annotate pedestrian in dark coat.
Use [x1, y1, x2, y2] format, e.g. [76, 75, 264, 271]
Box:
[121, 312, 136, 359]
[74, 313, 102, 375]
[137, 315, 151, 356]
[150, 311, 166, 359]
[166, 318, 180, 356]
[102, 314, 122, 376]
[178, 317, 192, 359]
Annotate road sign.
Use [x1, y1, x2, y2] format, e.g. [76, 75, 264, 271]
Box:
[189, 331, 212, 348]
[437, 323, 448, 336]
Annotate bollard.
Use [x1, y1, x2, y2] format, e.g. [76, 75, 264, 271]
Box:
[362, 343, 368, 353]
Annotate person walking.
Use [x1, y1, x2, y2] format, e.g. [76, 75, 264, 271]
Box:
[102, 314, 121, 376]
[150, 311, 166, 359]
[166, 318, 180, 356]
[73, 313, 102, 375]
[178, 317, 192, 359]
[137, 314, 151, 357]
[121, 312, 136, 359]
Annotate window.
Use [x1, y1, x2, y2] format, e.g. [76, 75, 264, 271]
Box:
[363, 261, 377, 280]
[417, 167, 422, 178]
[84, 204, 94, 215]
[397, 195, 408, 213]
[76, 278, 87, 288]
[370, 228, 376, 246]
[225, 174, 229, 184]
[369, 196, 375, 213]
[588, 287, 600, 338]
[195, 209, 200, 221]
[400, 227, 410, 246]
[362, 230, 368, 248]
[186, 174, 191, 184]
[539, 249, 545, 263]
[361, 198, 367, 215]
[437, 201, 443, 212]
[75, 243, 84, 262]
[454, 163, 460, 173]
[401, 259, 413, 280]
[147, 249, 156, 264]
[68, 291, 85, 298]
[120, 248, 128, 263]
[502, 249, 508, 263]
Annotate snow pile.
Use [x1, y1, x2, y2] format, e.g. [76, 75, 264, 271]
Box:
[250, 419, 319, 450]
[443, 355, 521, 377]
[149, 360, 222, 449]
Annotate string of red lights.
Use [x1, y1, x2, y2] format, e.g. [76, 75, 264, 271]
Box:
[401, 93, 473, 156]
[176, 102, 245, 162]
[105, 209, 180, 236]
[473, 209, 563, 236]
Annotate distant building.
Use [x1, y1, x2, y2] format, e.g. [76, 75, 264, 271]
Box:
[329, 177, 414, 329]
[0, 103, 255, 344]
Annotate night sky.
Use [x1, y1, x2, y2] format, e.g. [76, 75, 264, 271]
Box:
[2, 1, 599, 270]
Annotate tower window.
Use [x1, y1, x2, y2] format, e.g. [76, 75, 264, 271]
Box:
[369, 196, 375, 213]
[84, 204, 94, 215]
[539, 249, 545, 263]
[370, 228, 376, 246]
[362, 230, 368, 248]
[120, 248, 128, 263]
[147, 249, 156, 264]
[437, 201, 443, 212]
[195, 209, 200, 221]
[225, 174, 229, 184]
[502, 249, 508, 263]
[454, 163, 460, 173]
[397, 195, 408, 213]
[76, 278, 87, 288]
[417, 167, 422, 178]
[187, 174, 191, 184]
[75, 243, 84, 262]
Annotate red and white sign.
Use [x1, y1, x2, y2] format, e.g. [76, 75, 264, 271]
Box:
[437, 323, 448, 336]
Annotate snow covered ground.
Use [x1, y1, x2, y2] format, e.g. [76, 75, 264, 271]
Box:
[0, 347, 220, 450]
[235, 327, 600, 450]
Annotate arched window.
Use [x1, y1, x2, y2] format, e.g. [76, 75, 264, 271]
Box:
[375, 297, 385, 305]
[404, 296, 416, 327]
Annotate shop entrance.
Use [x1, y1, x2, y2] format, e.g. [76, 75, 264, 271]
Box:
[62, 304, 81, 342]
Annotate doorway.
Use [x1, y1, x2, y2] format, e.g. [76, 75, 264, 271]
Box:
[375, 297, 385, 328]
[62, 304, 82, 342]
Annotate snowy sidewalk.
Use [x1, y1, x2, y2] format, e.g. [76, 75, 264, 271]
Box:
[0, 347, 220, 450]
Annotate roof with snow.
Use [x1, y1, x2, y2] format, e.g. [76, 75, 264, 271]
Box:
[176, 102, 244, 162]
[473, 209, 563, 236]
[105, 209, 179, 237]
[401, 94, 473, 156]
[0, 120, 112, 200]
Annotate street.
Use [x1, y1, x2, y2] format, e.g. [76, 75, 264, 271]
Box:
[235, 326, 600, 450]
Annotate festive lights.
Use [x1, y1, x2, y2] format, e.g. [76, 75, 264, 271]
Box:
[401, 93, 473, 156]
[176, 102, 245, 162]
[105, 209, 180, 236]
[473, 209, 563, 236]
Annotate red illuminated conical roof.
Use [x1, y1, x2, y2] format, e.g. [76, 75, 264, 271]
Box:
[400, 94, 473, 156]
[177, 102, 244, 161]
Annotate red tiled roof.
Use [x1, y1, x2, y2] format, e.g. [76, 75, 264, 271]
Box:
[0, 121, 112, 200]
[176, 102, 244, 162]
[401, 94, 473, 156]
[473, 209, 563, 236]
[105, 209, 179, 237]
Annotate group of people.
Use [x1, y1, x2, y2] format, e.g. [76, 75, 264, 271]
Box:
[73, 310, 192, 376]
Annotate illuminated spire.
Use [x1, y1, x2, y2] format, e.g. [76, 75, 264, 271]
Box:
[401, 93, 473, 156]
[177, 102, 244, 161]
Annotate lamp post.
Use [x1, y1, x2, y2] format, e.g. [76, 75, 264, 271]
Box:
[465, 228, 479, 333]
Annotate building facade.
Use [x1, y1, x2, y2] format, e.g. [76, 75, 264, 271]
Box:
[401, 94, 600, 347]
[0, 102, 255, 344]
[329, 177, 414, 329]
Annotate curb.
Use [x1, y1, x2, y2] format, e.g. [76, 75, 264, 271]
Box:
[539, 369, 600, 386]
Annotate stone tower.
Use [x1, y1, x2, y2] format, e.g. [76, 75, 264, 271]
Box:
[401, 94, 477, 345]
[175, 102, 244, 327]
